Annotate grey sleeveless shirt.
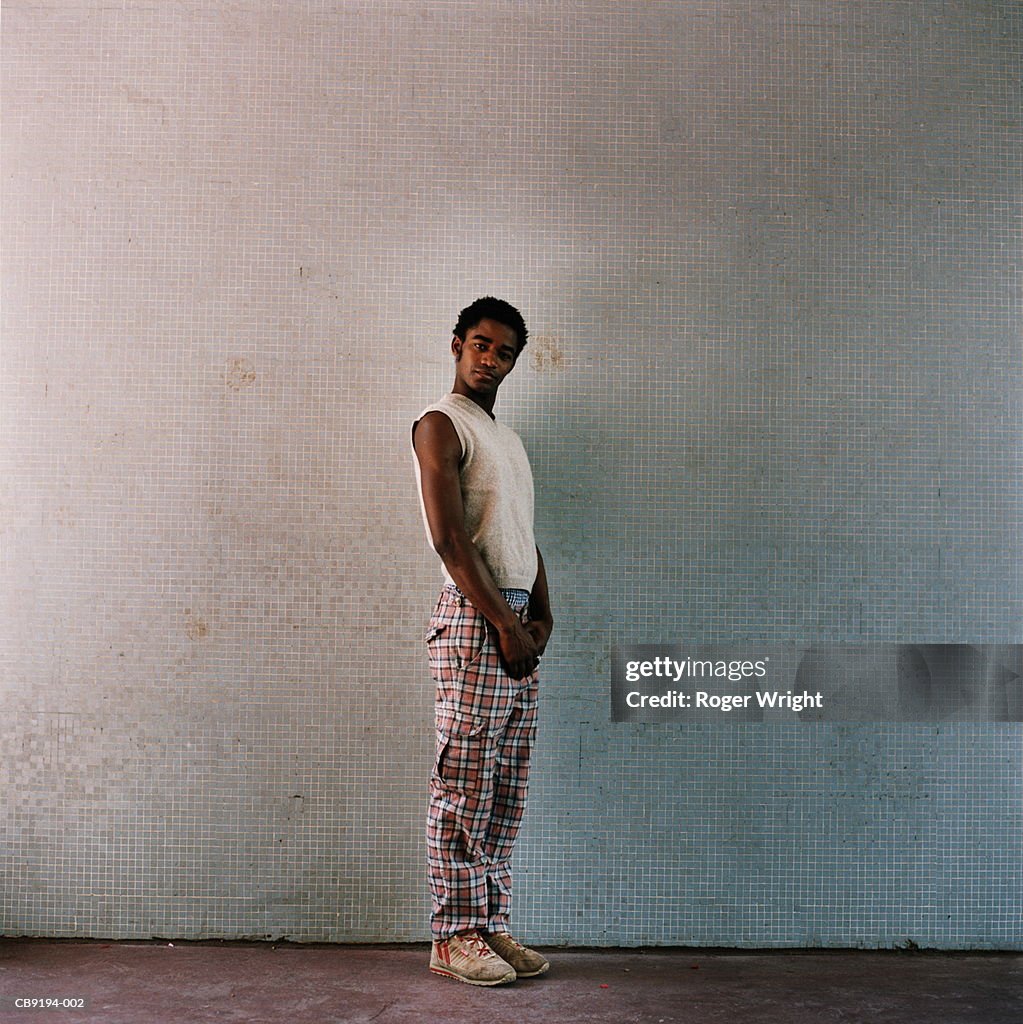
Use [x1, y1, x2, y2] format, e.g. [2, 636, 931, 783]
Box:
[412, 393, 537, 592]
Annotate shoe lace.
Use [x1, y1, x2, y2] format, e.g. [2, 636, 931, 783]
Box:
[462, 931, 496, 959]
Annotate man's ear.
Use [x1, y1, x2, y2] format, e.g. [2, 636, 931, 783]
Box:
[451, 334, 462, 358]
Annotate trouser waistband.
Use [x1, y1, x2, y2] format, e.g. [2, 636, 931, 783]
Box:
[442, 583, 530, 609]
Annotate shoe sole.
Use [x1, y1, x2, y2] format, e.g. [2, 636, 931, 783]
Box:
[429, 964, 516, 986]
[512, 962, 550, 978]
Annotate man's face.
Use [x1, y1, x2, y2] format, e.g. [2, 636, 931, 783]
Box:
[452, 317, 520, 396]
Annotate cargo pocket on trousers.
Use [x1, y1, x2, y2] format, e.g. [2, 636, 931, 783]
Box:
[433, 703, 489, 794]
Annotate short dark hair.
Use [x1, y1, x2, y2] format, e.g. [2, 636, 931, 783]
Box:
[453, 296, 528, 355]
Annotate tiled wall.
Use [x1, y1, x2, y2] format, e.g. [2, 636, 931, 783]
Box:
[3, 1, 1020, 947]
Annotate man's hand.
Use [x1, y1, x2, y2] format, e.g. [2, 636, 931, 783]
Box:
[525, 620, 552, 659]
[496, 618, 541, 680]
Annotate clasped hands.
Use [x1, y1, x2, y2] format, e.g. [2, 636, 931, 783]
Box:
[494, 617, 552, 680]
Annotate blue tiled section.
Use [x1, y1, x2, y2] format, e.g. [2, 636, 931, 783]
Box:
[2, 1, 1020, 947]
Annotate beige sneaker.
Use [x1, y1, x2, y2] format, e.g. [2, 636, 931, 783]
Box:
[483, 930, 550, 977]
[429, 930, 517, 986]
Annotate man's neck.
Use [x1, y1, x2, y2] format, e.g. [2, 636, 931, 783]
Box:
[451, 381, 497, 419]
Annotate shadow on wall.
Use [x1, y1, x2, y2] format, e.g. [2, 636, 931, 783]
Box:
[513, 339, 621, 692]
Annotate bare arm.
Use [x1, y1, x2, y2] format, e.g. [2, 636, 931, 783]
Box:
[526, 547, 554, 656]
[413, 410, 539, 679]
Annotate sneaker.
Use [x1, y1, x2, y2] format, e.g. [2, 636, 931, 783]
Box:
[430, 930, 517, 986]
[483, 930, 550, 977]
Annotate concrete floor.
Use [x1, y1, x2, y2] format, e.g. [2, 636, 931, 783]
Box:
[0, 939, 1020, 1024]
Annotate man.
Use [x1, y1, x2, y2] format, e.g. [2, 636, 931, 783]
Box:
[411, 296, 554, 986]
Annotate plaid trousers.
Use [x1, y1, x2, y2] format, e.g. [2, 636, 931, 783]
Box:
[424, 584, 539, 941]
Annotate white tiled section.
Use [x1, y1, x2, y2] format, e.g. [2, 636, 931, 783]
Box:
[2, 1, 1021, 946]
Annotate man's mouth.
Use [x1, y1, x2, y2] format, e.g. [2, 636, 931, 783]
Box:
[475, 370, 496, 381]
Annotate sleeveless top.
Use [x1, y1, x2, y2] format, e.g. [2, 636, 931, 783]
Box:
[412, 393, 537, 591]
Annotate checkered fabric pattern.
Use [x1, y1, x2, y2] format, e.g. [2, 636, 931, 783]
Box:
[424, 585, 539, 941]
